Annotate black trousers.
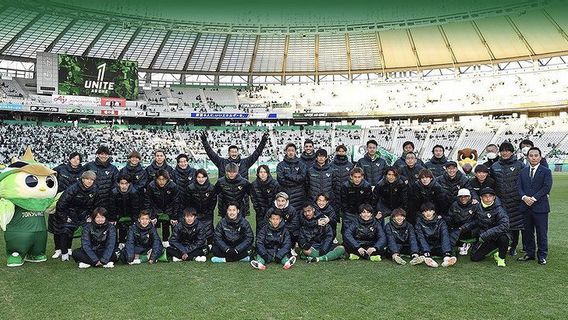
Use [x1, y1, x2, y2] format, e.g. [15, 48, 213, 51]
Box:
[470, 234, 509, 261]
[211, 244, 250, 262]
[72, 248, 118, 266]
[166, 246, 208, 260]
[345, 244, 384, 259]
[56, 235, 75, 255]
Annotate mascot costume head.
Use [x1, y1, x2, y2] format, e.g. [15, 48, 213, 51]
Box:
[0, 147, 58, 267]
[457, 148, 478, 177]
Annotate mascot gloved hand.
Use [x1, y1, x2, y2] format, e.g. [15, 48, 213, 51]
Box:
[0, 148, 58, 267]
[457, 148, 478, 178]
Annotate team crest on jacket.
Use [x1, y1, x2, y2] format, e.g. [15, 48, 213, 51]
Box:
[295, 167, 299, 171]
[105, 171, 110, 175]
[326, 173, 331, 177]
[136, 175, 139, 179]
[370, 227, 375, 231]
[346, 168, 350, 171]
[375, 163, 380, 167]
[360, 190, 364, 194]
[487, 213, 492, 218]
[238, 186, 243, 190]
[510, 168, 515, 171]
[267, 189, 272, 193]
[205, 192, 210, 197]
[167, 191, 171, 194]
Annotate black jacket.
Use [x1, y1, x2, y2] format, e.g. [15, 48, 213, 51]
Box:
[425, 156, 448, 177]
[468, 176, 496, 200]
[298, 214, 334, 254]
[394, 155, 426, 169]
[399, 164, 426, 186]
[437, 171, 470, 202]
[256, 220, 292, 262]
[169, 220, 207, 254]
[144, 180, 179, 220]
[251, 175, 280, 218]
[314, 202, 338, 225]
[414, 215, 451, 254]
[331, 155, 354, 209]
[344, 216, 386, 250]
[215, 175, 251, 217]
[340, 180, 373, 217]
[54, 162, 84, 193]
[299, 151, 316, 168]
[407, 180, 448, 223]
[84, 158, 118, 210]
[490, 157, 525, 230]
[373, 177, 408, 216]
[265, 205, 300, 239]
[56, 181, 99, 224]
[445, 199, 479, 231]
[307, 161, 335, 202]
[110, 184, 141, 222]
[213, 214, 254, 253]
[125, 222, 163, 261]
[171, 165, 196, 192]
[145, 161, 175, 185]
[475, 200, 510, 242]
[356, 153, 387, 187]
[276, 156, 307, 212]
[178, 181, 217, 221]
[385, 220, 419, 254]
[201, 133, 268, 180]
[118, 163, 148, 193]
[81, 221, 117, 264]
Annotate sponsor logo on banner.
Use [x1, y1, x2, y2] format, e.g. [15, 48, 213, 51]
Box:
[100, 97, 126, 107]
[0, 103, 24, 111]
[67, 108, 94, 114]
[84, 63, 114, 94]
[101, 109, 119, 116]
[134, 111, 146, 116]
[30, 106, 59, 112]
[146, 111, 160, 117]
[52, 95, 100, 106]
[190, 112, 249, 119]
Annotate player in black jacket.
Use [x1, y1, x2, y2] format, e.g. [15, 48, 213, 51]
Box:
[211, 203, 254, 263]
[121, 211, 165, 265]
[415, 202, 457, 268]
[385, 208, 423, 265]
[72, 207, 118, 268]
[144, 169, 178, 242]
[167, 208, 208, 262]
[298, 203, 345, 263]
[250, 165, 280, 234]
[110, 175, 141, 244]
[343, 204, 386, 262]
[251, 209, 295, 270]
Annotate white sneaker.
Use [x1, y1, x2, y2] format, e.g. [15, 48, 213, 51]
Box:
[162, 241, 170, 247]
[424, 257, 439, 268]
[68, 248, 73, 255]
[129, 258, 141, 265]
[251, 260, 266, 270]
[118, 243, 125, 250]
[61, 253, 70, 261]
[78, 262, 91, 269]
[283, 256, 297, 269]
[333, 238, 339, 244]
[172, 257, 182, 262]
[194, 256, 207, 262]
[442, 256, 457, 267]
[103, 262, 114, 268]
[459, 243, 469, 256]
[51, 250, 62, 259]
[290, 248, 298, 257]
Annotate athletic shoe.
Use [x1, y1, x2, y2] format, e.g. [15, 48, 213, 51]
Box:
[24, 255, 47, 263]
[459, 243, 471, 256]
[409, 255, 425, 265]
[78, 262, 91, 269]
[129, 258, 141, 265]
[424, 257, 439, 268]
[283, 256, 296, 269]
[538, 259, 547, 265]
[369, 255, 381, 262]
[118, 243, 125, 250]
[240, 256, 251, 262]
[441, 256, 457, 267]
[517, 255, 535, 262]
[68, 248, 73, 255]
[211, 257, 226, 263]
[393, 255, 406, 265]
[348, 254, 360, 261]
[61, 253, 70, 262]
[51, 250, 62, 259]
[7, 252, 24, 267]
[508, 248, 517, 256]
[172, 257, 182, 262]
[250, 260, 266, 270]
[103, 262, 114, 268]
[290, 248, 298, 257]
[306, 256, 318, 263]
[162, 241, 170, 248]
[494, 252, 506, 267]
[194, 256, 207, 262]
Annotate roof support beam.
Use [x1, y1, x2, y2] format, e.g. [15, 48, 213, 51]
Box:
[315, 34, 320, 84]
[183, 32, 201, 71]
[148, 30, 172, 69]
[0, 13, 44, 55]
[375, 32, 386, 77]
[118, 26, 142, 60]
[248, 34, 261, 86]
[471, 20, 496, 63]
[505, 16, 535, 58]
[406, 29, 422, 72]
[82, 23, 110, 57]
[45, 19, 77, 53]
[282, 35, 290, 85]
[345, 33, 352, 81]
[215, 34, 231, 85]
[542, 9, 568, 44]
[438, 25, 458, 67]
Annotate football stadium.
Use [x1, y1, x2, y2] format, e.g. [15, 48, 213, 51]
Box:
[1, 0, 568, 319]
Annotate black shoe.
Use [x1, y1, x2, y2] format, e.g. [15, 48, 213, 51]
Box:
[517, 255, 535, 261]
[538, 259, 547, 265]
[509, 248, 517, 256]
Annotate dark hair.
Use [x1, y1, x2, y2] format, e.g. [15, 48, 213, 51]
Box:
[96, 145, 110, 155]
[384, 166, 399, 176]
[418, 169, 434, 180]
[68, 151, 82, 162]
[402, 141, 415, 150]
[285, 143, 297, 151]
[302, 202, 315, 210]
[117, 174, 131, 183]
[315, 193, 329, 201]
[336, 144, 347, 152]
[155, 169, 170, 180]
[226, 202, 240, 210]
[153, 149, 165, 156]
[391, 208, 406, 218]
[176, 153, 189, 163]
[195, 168, 208, 178]
[139, 210, 151, 218]
[358, 204, 374, 214]
[257, 164, 270, 176]
[366, 140, 378, 147]
[183, 207, 197, 216]
[432, 145, 444, 153]
[304, 139, 314, 146]
[91, 207, 107, 220]
[228, 145, 239, 152]
[499, 142, 515, 152]
[528, 147, 542, 156]
[315, 148, 328, 158]
[225, 162, 239, 173]
[350, 167, 364, 176]
[520, 139, 534, 148]
[420, 202, 436, 213]
[404, 151, 416, 159]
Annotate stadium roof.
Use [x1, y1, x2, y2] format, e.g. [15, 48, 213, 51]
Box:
[1, 0, 568, 77]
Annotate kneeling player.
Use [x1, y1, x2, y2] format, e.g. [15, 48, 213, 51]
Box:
[167, 208, 208, 262]
[251, 209, 295, 270]
[384, 208, 423, 266]
[415, 202, 456, 268]
[211, 203, 254, 263]
[298, 203, 345, 263]
[121, 210, 165, 265]
[344, 204, 386, 262]
[72, 207, 118, 269]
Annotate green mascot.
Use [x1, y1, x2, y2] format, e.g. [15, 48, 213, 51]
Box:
[0, 148, 58, 267]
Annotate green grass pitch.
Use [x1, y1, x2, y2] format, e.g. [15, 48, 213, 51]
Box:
[1, 174, 567, 319]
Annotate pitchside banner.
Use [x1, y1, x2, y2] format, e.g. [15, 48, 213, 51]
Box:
[58, 54, 138, 100]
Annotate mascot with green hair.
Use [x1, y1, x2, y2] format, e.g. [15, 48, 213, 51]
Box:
[0, 148, 58, 267]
